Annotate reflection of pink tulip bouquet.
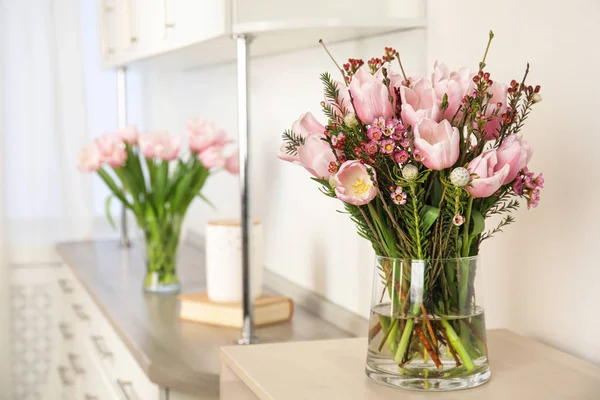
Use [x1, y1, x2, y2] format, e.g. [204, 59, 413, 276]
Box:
[279, 33, 544, 377]
[78, 120, 238, 291]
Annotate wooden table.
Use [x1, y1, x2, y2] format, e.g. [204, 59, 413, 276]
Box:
[220, 329, 600, 399]
[56, 240, 353, 398]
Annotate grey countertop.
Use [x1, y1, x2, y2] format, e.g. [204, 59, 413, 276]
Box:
[56, 240, 354, 397]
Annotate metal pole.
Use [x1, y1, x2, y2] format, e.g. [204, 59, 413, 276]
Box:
[235, 34, 256, 345]
[117, 66, 131, 248]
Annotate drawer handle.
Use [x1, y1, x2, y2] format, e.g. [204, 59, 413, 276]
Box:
[57, 366, 73, 387]
[117, 380, 139, 400]
[58, 279, 74, 293]
[58, 323, 73, 340]
[72, 304, 90, 321]
[68, 353, 85, 375]
[91, 335, 113, 359]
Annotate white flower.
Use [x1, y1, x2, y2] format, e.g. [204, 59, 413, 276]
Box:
[343, 112, 358, 128]
[402, 164, 419, 180]
[450, 167, 470, 187]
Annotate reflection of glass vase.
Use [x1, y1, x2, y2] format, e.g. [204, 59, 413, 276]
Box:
[136, 215, 183, 294]
[366, 256, 490, 391]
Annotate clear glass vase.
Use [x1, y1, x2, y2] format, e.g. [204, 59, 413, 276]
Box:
[136, 215, 183, 294]
[365, 256, 490, 391]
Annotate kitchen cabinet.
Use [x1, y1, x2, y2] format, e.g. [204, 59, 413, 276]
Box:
[98, 0, 426, 68]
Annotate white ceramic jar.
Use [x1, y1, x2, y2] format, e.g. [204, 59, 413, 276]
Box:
[205, 220, 264, 302]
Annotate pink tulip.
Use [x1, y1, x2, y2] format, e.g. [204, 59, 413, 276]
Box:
[77, 143, 102, 172]
[349, 67, 394, 124]
[277, 112, 326, 163]
[225, 149, 239, 174]
[187, 119, 228, 154]
[95, 134, 127, 167]
[333, 160, 378, 206]
[199, 145, 225, 169]
[431, 62, 474, 120]
[482, 82, 509, 140]
[413, 119, 460, 170]
[467, 149, 511, 198]
[495, 135, 533, 184]
[297, 132, 337, 179]
[325, 79, 354, 118]
[116, 126, 139, 145]
[399, 78, 441, 128]
[138, 131, 182, 161]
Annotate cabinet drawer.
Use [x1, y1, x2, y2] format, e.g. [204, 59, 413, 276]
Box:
[57, 265, 160, 400]
[74, 335, 123, 400]
[86, 313, 160, 400]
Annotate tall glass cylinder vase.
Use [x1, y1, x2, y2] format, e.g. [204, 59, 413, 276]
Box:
[136, 215, 183, 294]
[366, 256, 490, 391]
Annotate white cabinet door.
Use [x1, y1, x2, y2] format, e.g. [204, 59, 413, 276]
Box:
[167, 0, 229, 46]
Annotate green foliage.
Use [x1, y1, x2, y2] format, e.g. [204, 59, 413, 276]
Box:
[483, 191, 520, 217]
[480, 215, 515, 243]
[97, 148, 213, 232]
[422, 205, 440, 232]
[320, 72, 347, 119]
[105, 194, 117, 229]
[281, 129, 305, 156]
[470, 209, 485, 236]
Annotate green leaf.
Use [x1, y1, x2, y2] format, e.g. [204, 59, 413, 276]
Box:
[470, 209, 485, 236]
[310, 177, 331, 187]
[421, 205, 439, 232]
[154, 161, 169, 218]
[105, 194, 117, 230]
[97, 169, 130, 208]
[197, 193, 216, 211]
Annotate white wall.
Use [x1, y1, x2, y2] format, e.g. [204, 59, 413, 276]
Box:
[139, 0, 600, 364]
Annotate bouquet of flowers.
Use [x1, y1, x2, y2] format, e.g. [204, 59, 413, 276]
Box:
[78, 120, 238, 293]
[278, 32, 543, 389]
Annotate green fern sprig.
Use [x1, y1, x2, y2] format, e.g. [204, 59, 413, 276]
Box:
[320, 72, 348, 119]
[486, 197, 520, 216]
[479, 215, 515, 243]
[281, 129, 305, 155]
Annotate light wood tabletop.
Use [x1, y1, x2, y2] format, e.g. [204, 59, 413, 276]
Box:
[56, 240, 353, 397]
[220, 329, 600, 400]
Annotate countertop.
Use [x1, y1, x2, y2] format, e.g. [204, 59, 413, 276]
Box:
[220, 329, 600, 400]
[56, 240, 353, 397]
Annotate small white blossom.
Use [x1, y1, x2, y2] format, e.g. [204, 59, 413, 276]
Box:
[343, 113, 358, 128]
[532, 93, 542, 103]
[402, 164, 419, 180]
[328, 175, 337, 189]
[450, 167, 470, 188]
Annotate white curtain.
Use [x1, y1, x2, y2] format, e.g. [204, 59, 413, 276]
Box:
[1, 0, 126, 397]
[1, 0, 122, 263]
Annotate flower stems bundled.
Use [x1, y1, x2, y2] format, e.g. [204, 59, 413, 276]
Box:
[279, 32, 544, 371]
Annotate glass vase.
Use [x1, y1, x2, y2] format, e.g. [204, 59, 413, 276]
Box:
[136, 215, 183, 294]
[365, 256, 490, 391]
